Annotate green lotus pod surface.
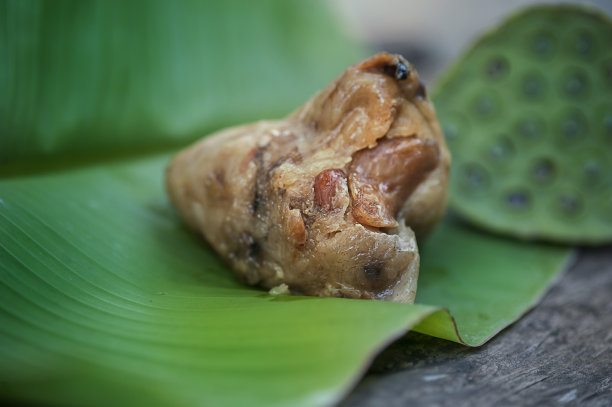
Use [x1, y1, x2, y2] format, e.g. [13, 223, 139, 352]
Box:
[433, 5, 612, 244]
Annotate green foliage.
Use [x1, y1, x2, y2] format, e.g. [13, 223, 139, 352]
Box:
[1, 0, 365, 164]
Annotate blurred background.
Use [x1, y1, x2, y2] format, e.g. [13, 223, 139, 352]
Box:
[330, 0, 612, 84]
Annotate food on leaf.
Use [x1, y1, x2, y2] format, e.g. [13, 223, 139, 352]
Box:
[167, 53, 450, 302]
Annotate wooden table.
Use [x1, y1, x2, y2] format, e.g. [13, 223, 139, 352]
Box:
[341, 246, 612, 406]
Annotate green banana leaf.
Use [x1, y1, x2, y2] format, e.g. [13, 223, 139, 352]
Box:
[0, 1, 572, 406]
[0, 154, 571, 407]
[1, 0, 365, 164]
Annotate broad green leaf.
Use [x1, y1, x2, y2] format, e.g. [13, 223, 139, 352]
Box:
[1, 0, 365, 164]
[1, 1, 572, 406]
[415, 218, 572, 345]
[0, 154, 570, 406]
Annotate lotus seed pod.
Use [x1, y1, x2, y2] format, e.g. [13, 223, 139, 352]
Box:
[433, 5, 612, 244]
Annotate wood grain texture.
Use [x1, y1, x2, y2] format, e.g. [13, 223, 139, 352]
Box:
[341, 246, 612, 407]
